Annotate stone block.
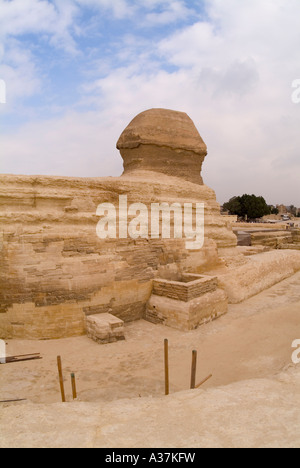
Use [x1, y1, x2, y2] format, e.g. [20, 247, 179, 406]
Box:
[145, 289, 228, 331]
[86, 313, 125, 344]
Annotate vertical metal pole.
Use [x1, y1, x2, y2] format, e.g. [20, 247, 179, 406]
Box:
[57, 356, 66, 402]
[190, 350, 197, 390]
[164, 339, 169, 396]
[71, 373, 77, 400]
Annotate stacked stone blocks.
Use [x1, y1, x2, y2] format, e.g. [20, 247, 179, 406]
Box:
[145, 274, 228, 331]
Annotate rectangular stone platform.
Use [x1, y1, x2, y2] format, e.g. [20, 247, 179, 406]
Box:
[145, 274, 228, 331]
[152, 274, 219, 302]
[86, 313, 125, 344]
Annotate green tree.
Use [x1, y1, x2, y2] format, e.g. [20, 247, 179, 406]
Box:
[223, 194, 271, 219]
[271, 206, 279, 215]
[289, 205, 297, 217]
[223, 197, 242, 216]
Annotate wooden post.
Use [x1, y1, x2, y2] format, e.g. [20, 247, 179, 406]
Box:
[190, 350, 197, 389]
[57, 356, 66, 403]
[164, 339, 169, 396]
[71, 373, 77, 400]
[196, 374, 213, 389]
[0, 399, 27, 403]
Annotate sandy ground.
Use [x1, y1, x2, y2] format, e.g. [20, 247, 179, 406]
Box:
[1, 271, 300, 447]
[1, 366, 300, 448]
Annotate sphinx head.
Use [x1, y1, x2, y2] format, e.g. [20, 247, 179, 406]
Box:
[117, 108, 208, 185]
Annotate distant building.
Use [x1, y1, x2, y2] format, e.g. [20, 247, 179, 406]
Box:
[277, 204, 288, 215]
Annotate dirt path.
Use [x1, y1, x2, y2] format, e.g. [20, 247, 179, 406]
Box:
[1, 271, 300, 404]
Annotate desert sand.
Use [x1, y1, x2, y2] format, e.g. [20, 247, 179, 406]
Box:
[1, 270, 300, 448]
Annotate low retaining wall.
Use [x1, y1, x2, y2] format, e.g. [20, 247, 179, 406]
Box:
[217, 250, 300, 303]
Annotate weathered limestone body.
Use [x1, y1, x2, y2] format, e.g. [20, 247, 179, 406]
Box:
[9, 108, 300, 338]
[0, 108, 237, 339]
[1, 108, 300, 338]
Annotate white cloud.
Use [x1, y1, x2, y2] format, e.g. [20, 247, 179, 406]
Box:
[1, 0, 300, 206]
[49, 0, 80, 54]
[0, 0, 80, 53]
[69, 0, 300, 205]
[75, 0, 134, 19]
[0, 39, 42, 108]
[159, 22, 222, 67]
[0, 0, 80, 106]
[0, 110, 124, 177]
[0, 0, 57, 37]
[142, 0, 193, 26]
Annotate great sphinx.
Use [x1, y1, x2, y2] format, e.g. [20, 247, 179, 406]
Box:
[0, 108, 238, 339]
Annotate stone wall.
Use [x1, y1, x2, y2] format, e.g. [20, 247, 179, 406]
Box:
[250, 231, 293, 248]
[152, 275, 218, 302]
[218, 250, 300, 303]
[0, 173, 236, 339]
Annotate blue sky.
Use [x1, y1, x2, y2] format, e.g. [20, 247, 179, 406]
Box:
[0, 0, 300, 206]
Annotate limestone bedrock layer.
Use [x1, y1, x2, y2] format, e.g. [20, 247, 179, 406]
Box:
[0, 107, 270, 340]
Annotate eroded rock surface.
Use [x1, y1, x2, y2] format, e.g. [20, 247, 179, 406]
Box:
[117, 108, 207, 184]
